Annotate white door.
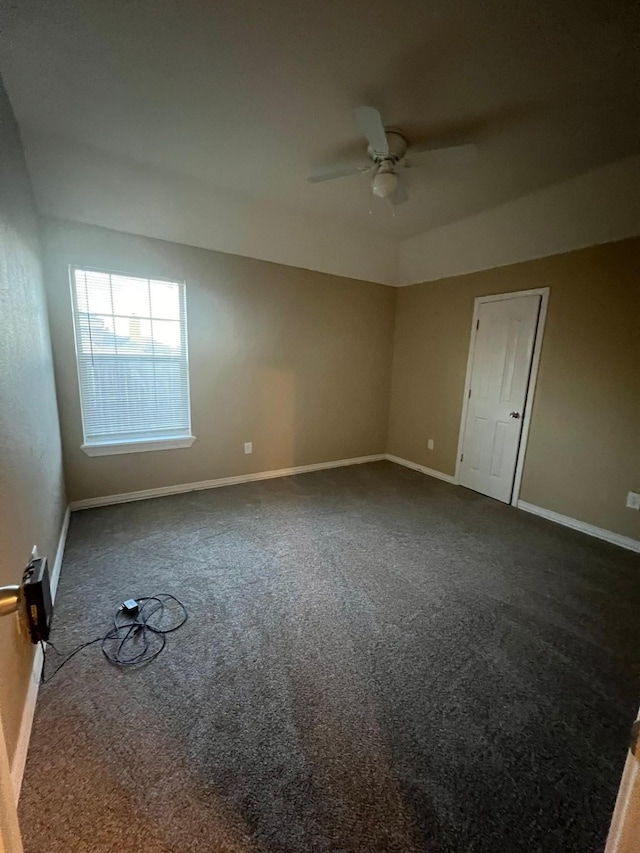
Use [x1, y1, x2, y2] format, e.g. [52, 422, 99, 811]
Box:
[459, 294, 541, 503]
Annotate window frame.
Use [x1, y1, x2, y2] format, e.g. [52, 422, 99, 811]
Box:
[69, 265, 196, 457]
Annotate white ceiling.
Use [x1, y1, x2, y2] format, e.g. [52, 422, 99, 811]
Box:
[0, 0, 638, 275]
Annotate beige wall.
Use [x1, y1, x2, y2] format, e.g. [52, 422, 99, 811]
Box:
[389, 238, 640, 541]
[43, 219, 396, 502]
[0, 81, 66, 763]
[42, 221, 639, 540]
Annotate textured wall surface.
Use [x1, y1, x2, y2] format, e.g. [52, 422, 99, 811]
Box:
[389, 239, 640, 540]
[43, 219, 396, 502]
[0, 80, 66, 763]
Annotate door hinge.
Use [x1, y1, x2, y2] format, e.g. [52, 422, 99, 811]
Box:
[468, 388, 471, 399]
[476, 319, 480, 330]
[631, 720, 640, 757]
[460, 453, 464, 462]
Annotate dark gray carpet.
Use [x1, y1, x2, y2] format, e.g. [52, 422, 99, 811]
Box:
[19, 461, 640, 852]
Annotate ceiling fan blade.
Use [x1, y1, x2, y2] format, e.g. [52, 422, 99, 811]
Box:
[354, 106, 389, 156]
[307, 160, 372, 183]
[390, 180, 408, 206]
[405, 142, 477, 168]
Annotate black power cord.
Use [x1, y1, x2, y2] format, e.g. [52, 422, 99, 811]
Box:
[40, 594, 188, 684]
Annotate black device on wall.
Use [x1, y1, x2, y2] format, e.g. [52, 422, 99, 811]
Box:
[23, 556, 53, 643]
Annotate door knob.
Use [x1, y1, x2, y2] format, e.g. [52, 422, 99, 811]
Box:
[509, 411, 521, 419]
[0, 585, 20, 617]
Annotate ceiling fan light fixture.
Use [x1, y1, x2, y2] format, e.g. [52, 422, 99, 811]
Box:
[308, 105, 475, 205]
[372, 168, 398, 198]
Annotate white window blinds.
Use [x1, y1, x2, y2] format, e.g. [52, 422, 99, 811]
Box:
[71, 268, 192, 449]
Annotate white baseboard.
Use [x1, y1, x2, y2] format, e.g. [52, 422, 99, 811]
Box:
[517, 501, 640, 554]
[385, 454, 639, 553]
[69, 454, 386, 511]
[49, 506, 70, 601]
[11, 505, 70, 801]
[385, 454, 457, 484]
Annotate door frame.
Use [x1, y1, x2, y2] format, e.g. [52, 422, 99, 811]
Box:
[454, 287, 550, 506]
[606, 707, 640, 852]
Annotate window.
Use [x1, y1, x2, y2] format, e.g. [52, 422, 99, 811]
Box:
[70, 267, 195, 456]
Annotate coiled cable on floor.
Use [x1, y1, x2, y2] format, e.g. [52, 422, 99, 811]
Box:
[40, 594, 188, 684]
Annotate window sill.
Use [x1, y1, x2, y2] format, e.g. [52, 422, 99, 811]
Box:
[81, 436, 196, 457]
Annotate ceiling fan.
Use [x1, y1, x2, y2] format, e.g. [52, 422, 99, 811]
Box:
[308, 106, 477, 205]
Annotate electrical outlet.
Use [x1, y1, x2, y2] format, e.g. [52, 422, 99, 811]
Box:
[626, 491, 640, 510]
[427, 439, 434, 450]
[244, 442, 253, 454]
